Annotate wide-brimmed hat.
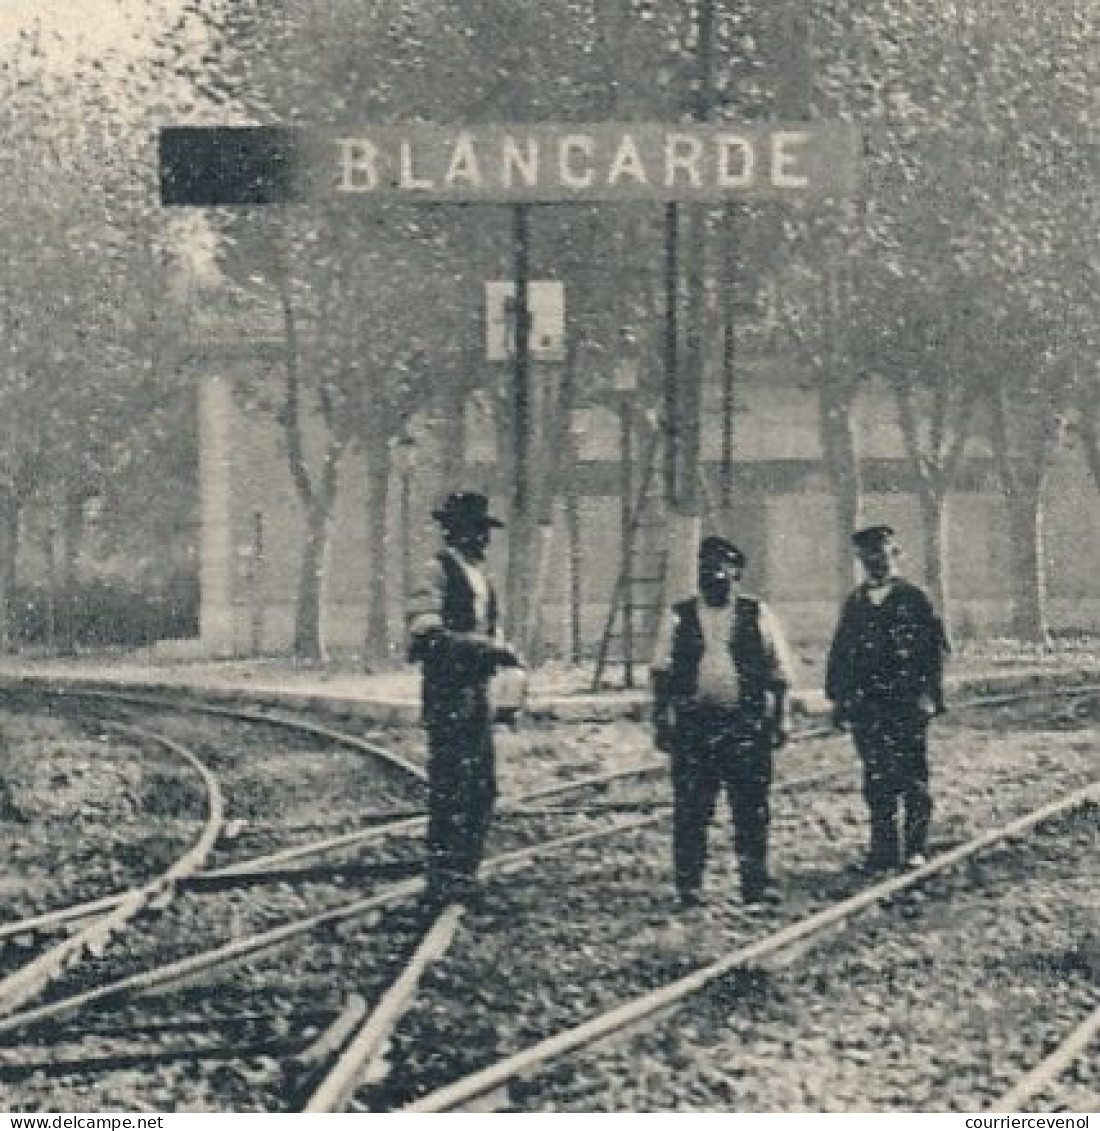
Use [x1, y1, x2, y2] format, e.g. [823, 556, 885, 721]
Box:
[431, 491, 505, 530]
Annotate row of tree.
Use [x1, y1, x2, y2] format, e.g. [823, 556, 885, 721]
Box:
[176, 0, 1093, 653]
[0, 22, 204, 650]
[783, 0, 1096, 641]
[0, 1, 1093, 657]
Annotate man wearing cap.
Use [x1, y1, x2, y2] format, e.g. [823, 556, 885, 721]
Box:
[651, 536, 797, 909]
[826, 525, 948, 872]
[408, 491, 521, 907]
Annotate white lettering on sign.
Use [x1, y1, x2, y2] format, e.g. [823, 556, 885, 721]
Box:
[607, 134, 648, 185]
[665, 133, 704, 187]
[444, 134, 482, 187]
[717, 134, 754, 187]
[502, 136, 538, 188]
[559, 135, 594, 189]
[325, 123, 859, 201]
[772, 130, 809, 188]
[335, 138, 378, 191]
[399, 140, 433, 190]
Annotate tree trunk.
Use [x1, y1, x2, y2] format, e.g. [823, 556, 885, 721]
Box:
[294, 504, 328, 659]
[916, 482, 950, 618]
[364, 438, 391, 666]
[1006, 486, 1049, 644]
[58, 493, 85, 656]
[891, 375, 976, 638]
[275, 258, 350, 661]
[820, 384, 862, 604]
[522, 372, 561, 663]
[0, 498, 20, 653]
[988, 383, 1062, 644]
[437, 382, 467, 493]
[44, 519, 57, 654]
[1079, 388, 1100, 494]
[564, 409, 583, 664]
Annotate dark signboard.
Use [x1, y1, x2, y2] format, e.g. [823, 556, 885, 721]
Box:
[161, 123, 861, 206]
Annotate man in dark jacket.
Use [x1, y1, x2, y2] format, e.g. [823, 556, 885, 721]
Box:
[408, 491, 521, 907]
[652, 536, 796, 909]
[826, 525, 948, 872]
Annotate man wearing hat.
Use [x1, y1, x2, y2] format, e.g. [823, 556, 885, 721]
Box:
[408, 491, 521, 907]
[826, 525, 948, 872]
[651, 536, 797, 909]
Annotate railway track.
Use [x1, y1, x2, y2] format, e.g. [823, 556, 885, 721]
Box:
[392, 785, 1098, 1113]
[0, 719, 225, 1020]
[0, 692, 433, 1041]
[302, 686, 1100, 1112]
[0, 681, 1095, 1111]
[0, 710, 843, 1111]
[11, 679, 1068, 940]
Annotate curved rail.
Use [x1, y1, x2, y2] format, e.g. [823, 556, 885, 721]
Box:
[0, 721, 226, 1018]
[401, 782, 1100, 1113]
[0, 681, 1094, 1109]
[50, 687, 428, 784]
[3, 679, 1095, 956]
[0, 766, 660, 944]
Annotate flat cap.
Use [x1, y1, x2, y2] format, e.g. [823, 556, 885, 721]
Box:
[852, 524, 896, 549]
[699, 535, 746, 569]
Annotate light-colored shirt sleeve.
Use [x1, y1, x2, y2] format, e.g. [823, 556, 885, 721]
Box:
[759, 601, 797, 689]
[407, 556, 446, 641]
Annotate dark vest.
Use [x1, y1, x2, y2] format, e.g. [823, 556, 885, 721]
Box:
[420, 552, 498, 723]
[439, 551, 497, 636]
[667, 595, 770, 720]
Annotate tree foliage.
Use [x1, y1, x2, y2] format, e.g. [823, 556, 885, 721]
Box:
[0, 25, 199, 648]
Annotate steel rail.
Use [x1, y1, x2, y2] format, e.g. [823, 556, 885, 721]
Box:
[988, 1003, 1100, 1113]
[1, 679, 1089, 948]
[0, 771, 653, 943]
[0, 821, 425, 943]
[290, 995, 368, 1077]
[0, 768, 665, 942]
[1, 678, 1092, 942]
[0, 815, 659, 1038]
[303, 906, 465, 1113]
[401, 782, 1100, 1113]
[0, 1039, 303, 1081]
[0, 681, 1093, 1106]
[31, 686, 429, 784]
[0, 721, 226, 1019]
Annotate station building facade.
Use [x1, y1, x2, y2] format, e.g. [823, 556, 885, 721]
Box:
[194, 321, 1100, 661]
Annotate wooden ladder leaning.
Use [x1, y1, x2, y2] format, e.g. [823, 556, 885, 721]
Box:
[591, 434, 726, 691]
[591, 426, 668, 691]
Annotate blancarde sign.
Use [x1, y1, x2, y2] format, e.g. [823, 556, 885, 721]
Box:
[159, 123, 861, 206]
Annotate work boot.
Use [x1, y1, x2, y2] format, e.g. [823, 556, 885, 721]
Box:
[740, 857, 775, 907]
[0, 797, 26, 823]
[866, 813, 900, 872]
[676, 886, 702, 911]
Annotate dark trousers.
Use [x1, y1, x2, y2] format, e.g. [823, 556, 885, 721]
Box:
[671, 705, 773, 899]
[425, 687, 496, 900]
[850, 701, 932, 865]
